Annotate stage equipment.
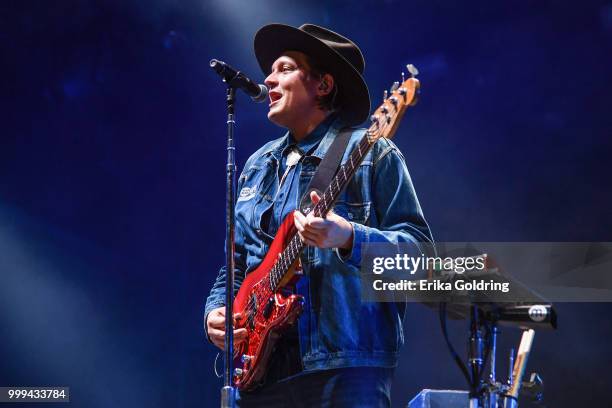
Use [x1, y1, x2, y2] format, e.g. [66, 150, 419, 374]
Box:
[411, 260, 557, 408]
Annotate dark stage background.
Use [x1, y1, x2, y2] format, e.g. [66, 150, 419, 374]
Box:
[2, 1, 612, 406]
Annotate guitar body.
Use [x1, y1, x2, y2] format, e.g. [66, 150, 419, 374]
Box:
[233, 211, 305, 390]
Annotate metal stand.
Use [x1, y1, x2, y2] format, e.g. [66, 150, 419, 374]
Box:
[221, 86, 237, 408]
[487, 324, 499, 408]
[468, 305, 484, 407]
[466, 309, 542, 408]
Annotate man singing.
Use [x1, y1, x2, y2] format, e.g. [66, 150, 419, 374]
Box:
[204, 23, 433, 407]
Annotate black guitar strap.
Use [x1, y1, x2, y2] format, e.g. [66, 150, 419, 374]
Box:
[299, 127, 355, 214]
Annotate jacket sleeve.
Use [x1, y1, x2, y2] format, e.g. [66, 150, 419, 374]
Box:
[335, 141, 433, 268]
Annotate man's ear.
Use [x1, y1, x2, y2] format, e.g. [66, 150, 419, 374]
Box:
[317, 73, 335, 96]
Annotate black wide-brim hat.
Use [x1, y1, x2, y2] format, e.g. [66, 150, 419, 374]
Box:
[254, 23, 371, 127]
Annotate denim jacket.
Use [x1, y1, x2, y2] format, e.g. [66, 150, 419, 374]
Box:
[204, 117, 433, 375]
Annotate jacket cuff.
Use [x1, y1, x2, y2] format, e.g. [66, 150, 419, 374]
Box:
[334, 221, 368, 268]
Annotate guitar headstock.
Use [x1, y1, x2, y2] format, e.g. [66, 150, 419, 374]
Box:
[367, 64, 420, 143]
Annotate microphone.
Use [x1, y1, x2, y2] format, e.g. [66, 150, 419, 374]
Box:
[209, 59, 268, 103]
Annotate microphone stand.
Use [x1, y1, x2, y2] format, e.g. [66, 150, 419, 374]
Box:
[212, 60, 265, 408]
[220, 85, 237, 408]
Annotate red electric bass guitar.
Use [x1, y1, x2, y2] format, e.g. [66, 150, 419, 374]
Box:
[232, 66, 420, 390]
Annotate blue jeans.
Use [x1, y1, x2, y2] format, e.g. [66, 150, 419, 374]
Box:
[236, 367, 394, 408]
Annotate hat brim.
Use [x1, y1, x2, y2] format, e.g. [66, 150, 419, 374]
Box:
[254, 24, 371, 127]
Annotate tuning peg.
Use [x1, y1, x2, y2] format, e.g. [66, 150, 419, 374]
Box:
[383, 90, 388, 100]
[391, 81, 400, 93]
[401, 72, 405, 83]
[407, 64, 419, 78]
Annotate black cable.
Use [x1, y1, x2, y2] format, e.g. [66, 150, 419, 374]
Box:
[439, 302, 471, 387]
[480, 320, 491, 385]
